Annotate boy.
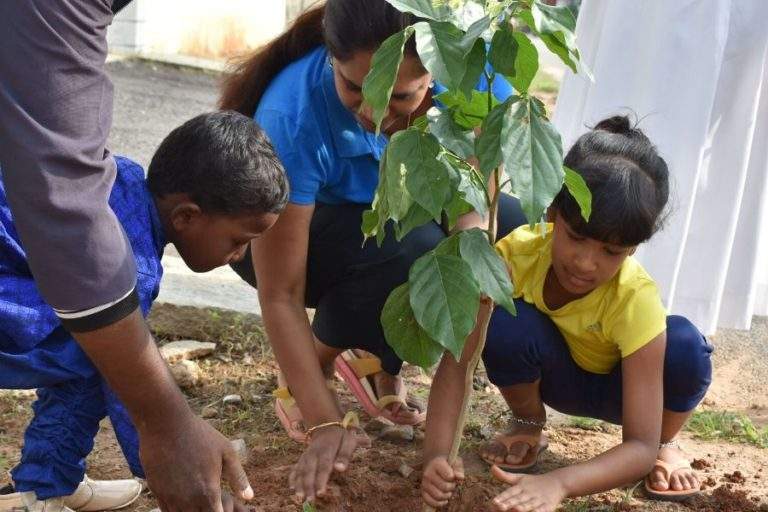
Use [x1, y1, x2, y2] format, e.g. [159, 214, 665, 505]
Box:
[0, 111, 288, 511]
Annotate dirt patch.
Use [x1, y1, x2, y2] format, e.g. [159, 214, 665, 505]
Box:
[2, 304, 768, 512]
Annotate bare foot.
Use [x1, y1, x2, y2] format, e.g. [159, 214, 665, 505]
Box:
[480, 423, 545, 467]
[648, 444, 700, 492]
[490, 466, 567, 512]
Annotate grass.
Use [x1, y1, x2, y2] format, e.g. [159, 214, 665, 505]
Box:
[530, 69, 561, 95]
[685, 410, 768, 448]
[568, 416, 605, 431]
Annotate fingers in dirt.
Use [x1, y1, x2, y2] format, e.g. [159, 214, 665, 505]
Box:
[222, 446, 254, 500]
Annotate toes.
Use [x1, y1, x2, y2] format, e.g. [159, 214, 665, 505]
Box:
[669, 473, 684, 491]
[482, 441, 510, 463]
[649, 468, 669, 491]
[505, 442, 531, 465]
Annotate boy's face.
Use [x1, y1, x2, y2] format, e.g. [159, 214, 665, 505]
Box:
[550, 212, 636, 295]
[172, 210, 279, 273]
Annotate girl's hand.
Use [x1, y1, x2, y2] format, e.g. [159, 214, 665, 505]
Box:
[490, 466, 567, 512]
[289, 426, 370, 502]
[421, 456, 465, 508]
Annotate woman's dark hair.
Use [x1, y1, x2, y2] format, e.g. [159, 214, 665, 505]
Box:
[147, 111, 289, 215]
[219, 0, 419, 117]
[551, 115, 669, 246]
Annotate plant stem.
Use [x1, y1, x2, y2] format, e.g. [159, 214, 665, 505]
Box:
[422, 168, 501, 512]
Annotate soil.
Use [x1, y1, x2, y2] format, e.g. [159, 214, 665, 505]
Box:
[1, 305, 767, 512]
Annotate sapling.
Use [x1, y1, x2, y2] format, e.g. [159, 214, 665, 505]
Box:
[361, 0, 591, 509]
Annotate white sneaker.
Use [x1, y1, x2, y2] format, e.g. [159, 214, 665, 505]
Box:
[62, 476, 142, 511]
[2, 476, 141, 512]
[20, 492, 73, 512]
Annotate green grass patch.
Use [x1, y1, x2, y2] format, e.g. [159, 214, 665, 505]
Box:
[568, 416, 604, 431]
[530, 70, 561, 95]
[686, 410, 768, 448]
[0, 452, 9, 475]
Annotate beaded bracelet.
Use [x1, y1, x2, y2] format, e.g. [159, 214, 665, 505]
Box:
[306, 411, 360, 441]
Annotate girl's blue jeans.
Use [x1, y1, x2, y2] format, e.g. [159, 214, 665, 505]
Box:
[482, 299, 713, 424]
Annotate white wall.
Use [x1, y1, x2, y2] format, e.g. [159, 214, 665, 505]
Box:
[109, 0, 287, 61]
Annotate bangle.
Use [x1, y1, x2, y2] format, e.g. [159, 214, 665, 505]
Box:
[306, 412, 360, 441]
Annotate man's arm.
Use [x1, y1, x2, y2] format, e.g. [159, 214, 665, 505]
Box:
[0, 3, 251, 510]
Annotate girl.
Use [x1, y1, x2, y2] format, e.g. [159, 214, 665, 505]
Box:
[421, 116, 713, 511]
[219, 0, 527, 502]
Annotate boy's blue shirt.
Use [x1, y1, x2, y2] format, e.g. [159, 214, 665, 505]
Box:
[0, 156, 165, 358]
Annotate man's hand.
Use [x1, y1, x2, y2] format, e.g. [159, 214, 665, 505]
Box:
[140, 413, 253, 512]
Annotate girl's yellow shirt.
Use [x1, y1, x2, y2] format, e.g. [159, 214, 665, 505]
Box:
[495, 224, 667, 374]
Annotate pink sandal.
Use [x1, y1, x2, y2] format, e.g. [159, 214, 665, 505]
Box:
[334, 350, 426, 425]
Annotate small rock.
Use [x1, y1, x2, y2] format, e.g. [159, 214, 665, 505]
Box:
[223, 394, 243, 406]
[702, 397, 716, 407]
[479, 425, 494, 440]
[378, 424, 414, 442]
[169, 360, 201, 389]
[242, 354, 255, 366]
[398, 463, 414, 479]
[231, 439, 248, 463]
[216, 353, 233, 364]
[201, 406, 219, 419]
[160, 340, 216, 363]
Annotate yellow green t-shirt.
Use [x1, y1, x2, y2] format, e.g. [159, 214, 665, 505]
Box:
[495, 224, 667, 374]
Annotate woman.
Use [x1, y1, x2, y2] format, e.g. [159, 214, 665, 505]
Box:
[220, 0, 526, 501]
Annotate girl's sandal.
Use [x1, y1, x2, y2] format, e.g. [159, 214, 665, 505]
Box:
[480, 433, 549, 473]
[644, 459, 701, 501]
[334, 350, 426, 426]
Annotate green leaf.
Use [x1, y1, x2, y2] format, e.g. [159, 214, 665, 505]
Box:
[442, 152, 489, 216]
[385, 0, 452, 21]
[414, 20, 484, 95]
[475, 96, 521, 176]
[563, 165, 592, 222]
[502, 98, 565, 224]
[395, 202, 435, 241]
[458, 229, 516, 315]
[457, 38, 487, 99]
[381, 283, 445, 369]
[382, 137, 415, 220]
[518, 5, 579, 73]
[436, 89, 500, 129]
[409, 252, 480, 359]
[386, 129, 452, 218]
[434, 233, 461, 256]
[427, 107, 475, 159]
[489, 26, 539, 93]
[303, 502, 317, 512]
[361, 208, 379, 239]
[362, 26, 416, 135]
[443, 189, 473, 230]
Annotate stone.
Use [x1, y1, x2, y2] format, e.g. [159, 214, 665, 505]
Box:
[378, 424, 414, 442]
[170, 360, 201, 389]
[242, 354, 255, 366]
[223, 394, 243, 406]
[231, 439, 248, 463]
[160, 340, 216, 363]
[201, 406, 219, 419]
[398, 463, 414, 479]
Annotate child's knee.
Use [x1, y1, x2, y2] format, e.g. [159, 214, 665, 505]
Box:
[664, 316, 713, 410]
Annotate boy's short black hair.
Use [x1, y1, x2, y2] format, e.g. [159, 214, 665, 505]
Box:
[552, 115, 670, 247]
[147, 111, 288, 215]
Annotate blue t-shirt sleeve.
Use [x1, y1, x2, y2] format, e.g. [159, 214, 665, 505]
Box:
[255, 109, 324, 205]
[475, 63, 515, 102]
